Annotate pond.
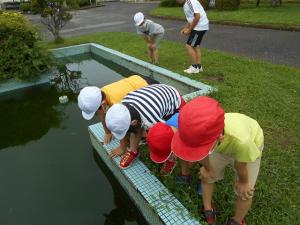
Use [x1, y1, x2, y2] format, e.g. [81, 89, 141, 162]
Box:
[0, 54, 147, 225]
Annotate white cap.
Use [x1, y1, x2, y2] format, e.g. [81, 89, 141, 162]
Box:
[78, 86, 102, 120]
[105, 104, 131, 140]
[134, 12, 144, 26]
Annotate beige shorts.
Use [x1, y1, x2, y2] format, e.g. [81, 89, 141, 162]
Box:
[207, 144, 264, 189]
[151, 32, 164, 49]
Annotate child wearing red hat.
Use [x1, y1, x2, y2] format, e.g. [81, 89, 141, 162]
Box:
[146, 113, 179, 176]
[171, 96, 264, 225]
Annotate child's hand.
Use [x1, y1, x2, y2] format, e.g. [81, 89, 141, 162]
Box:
[199, 167, 215, 182]
[235, 181, 254, 200]
[103, 133, 114, 145]
[109, 147, 125, 158]
[180, 28, 190, 35]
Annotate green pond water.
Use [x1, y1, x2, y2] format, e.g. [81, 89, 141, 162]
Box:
[0, 54, 146, 225]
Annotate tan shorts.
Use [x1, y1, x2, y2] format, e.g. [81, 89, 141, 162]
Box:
[207, 144, 264, 189]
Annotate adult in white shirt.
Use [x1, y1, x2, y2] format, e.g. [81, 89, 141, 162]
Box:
[134, 12, 165, 64]
[177, 0, 209, 74]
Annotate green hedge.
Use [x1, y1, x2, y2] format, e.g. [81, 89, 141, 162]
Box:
[0, 12, 52, 81]
[19, 2, 31, 12]
[216, 0, 240, 10]
[159, 0, 181, 7]
[199, 0, 209, 10]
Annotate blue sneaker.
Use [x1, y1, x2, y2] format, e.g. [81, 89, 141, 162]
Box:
[197, 179, 203, 195]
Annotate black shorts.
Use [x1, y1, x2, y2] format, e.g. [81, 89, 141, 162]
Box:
[186, 30, 207, 47]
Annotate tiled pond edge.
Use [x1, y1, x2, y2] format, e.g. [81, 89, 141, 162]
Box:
[89, 123, 201, 225]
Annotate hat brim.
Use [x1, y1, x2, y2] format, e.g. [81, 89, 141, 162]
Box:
[135, 21, 143, 26]
[111, 128, 129, 140]
[150, 150, 172, 164]
[171, 132, 216, 162]
[82, 111, 95, 120]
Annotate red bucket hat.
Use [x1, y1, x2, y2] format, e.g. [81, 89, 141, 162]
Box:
[171, 96, 225, 162]
[147, 122, 174, 163]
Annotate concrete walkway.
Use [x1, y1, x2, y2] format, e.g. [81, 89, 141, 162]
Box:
[28, 2, 300, 67]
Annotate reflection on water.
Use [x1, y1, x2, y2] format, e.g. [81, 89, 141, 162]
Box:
[0, 85, 64, 149]
[93, 151, 146, 225]
[0, 55, 146, 225]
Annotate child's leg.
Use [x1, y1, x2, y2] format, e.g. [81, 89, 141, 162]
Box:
[180, 159, 195, 175]
[232, 198, 253, 223]
[147, 43, 154, 62]
[232, 156, 262, 222]
[153, 47, 159, 64]
[185, 44, 198, 65]
[202, 182, 215, 210]
[195, 46, 201, 65]
[129, 127, 143, 153]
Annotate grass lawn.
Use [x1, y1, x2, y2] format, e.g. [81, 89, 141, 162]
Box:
[150, 3, 300, 30]
[41, 32, 300, 225]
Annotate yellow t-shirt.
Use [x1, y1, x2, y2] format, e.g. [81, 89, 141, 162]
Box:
[215, 113, 264, 162]
[101, 75, 148, 106]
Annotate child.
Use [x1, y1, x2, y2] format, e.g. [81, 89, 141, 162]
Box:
[134, 12, 165, 64]
[171, 96, 264, 225]
[146, 113, 179, 176]
[176, 0, 209, 73]
[105, 84, 185, 169]
[78, 75, 158, 145]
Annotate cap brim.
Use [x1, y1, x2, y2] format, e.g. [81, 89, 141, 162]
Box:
[111, 128, 129, 140]
[150, 150, 172, 164]
[171, 132, 215, 162]
[82, 111, 95, 120]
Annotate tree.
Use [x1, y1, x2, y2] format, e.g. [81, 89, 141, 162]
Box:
[32, 0, 75, 42]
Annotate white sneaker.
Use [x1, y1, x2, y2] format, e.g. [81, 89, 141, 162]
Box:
[184, 65, 201, 74]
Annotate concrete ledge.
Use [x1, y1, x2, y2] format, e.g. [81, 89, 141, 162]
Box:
[0, 73, 49, 95]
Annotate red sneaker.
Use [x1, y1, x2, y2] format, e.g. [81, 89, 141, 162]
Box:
[119, 151, 139, 169]
[160, 160, 176, 176]
[227, 218, 246, 225]
[203, 205, 217, 225]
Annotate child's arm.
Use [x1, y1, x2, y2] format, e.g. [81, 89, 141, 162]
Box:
[141, 34, 150, 43]
[181, 13, 200, 35]
[234, 161, 255, 200]
[99, 107, 113, 144]
[199, 157, 216, 182]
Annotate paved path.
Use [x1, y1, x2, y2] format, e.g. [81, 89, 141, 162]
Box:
[28, 2, 300, 67]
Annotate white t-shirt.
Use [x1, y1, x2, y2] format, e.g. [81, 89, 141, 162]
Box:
[183, 0, 209, 31]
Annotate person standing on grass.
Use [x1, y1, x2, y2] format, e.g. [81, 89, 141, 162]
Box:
[134, 12, 165, 65]
[177, 0, 209, 74]
[105, 84, 186, 169]
[172, 96, 264, 225]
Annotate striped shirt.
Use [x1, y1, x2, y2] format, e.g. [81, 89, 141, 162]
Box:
[122, 84, 181, 128]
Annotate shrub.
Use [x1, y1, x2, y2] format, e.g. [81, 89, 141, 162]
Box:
[199, 0, 209, 10]
[0, 12, 52, 81]
[215, 0, 240, 10]
[159, 0, 181, 7]
[19, 2, 31, 12]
